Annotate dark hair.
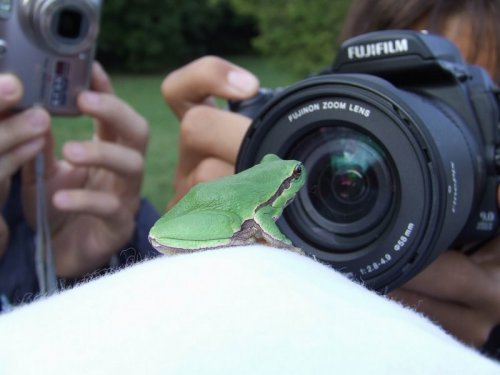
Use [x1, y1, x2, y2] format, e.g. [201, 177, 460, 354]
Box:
[340, 0, 500, 82]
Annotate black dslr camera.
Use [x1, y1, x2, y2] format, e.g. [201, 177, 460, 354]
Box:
[233, 30, 500, 292]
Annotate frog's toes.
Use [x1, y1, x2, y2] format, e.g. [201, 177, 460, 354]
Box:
[229, 219, 260, 246]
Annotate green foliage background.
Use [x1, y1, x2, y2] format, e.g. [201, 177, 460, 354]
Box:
[98, 0, 351, 76]
[89, 0, 353, 208]
[225, 0, 351, 75]
[97, 0, 257, 72]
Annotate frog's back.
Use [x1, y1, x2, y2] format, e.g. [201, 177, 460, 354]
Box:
[168, 177, 267, 217]
[166, 155, 298, 218]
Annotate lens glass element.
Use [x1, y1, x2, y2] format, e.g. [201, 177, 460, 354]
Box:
[57, 9, 83, 39]
[288, 124, 398, 247]
[309, 128, 388, 224]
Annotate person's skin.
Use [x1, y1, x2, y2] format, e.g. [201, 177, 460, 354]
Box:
[388, 238, 500, 347]
[0, 62, 149, 278]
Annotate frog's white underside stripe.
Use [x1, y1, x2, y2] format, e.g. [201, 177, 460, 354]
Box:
[149, 234, 304, 256]
[149, 219, 304, 256]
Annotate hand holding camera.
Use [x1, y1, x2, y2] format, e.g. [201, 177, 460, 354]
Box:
[0, 73, 50, 258]
[0, 1, 149, 277]
[0, 62, 150, 278]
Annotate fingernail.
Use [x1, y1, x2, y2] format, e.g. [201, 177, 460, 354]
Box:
[65, 142, 86, 160]
[0, 75, 20, 100]
[53, 192, 70, 208]
[81, 91, 100, 107]
[227, 70, 259, 94]
[28, 108, 49, 131]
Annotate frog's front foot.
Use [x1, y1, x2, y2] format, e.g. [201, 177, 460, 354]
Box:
[260, 232, 305, 255]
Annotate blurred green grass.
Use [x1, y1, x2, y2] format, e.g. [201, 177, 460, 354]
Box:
[52, 56, 298, 212]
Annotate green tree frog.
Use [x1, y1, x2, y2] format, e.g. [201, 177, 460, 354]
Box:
[148, 154, 306, 254]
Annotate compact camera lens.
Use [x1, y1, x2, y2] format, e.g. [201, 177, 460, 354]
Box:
[26, 0, 99, 55]
[56, 9, 83, 39]
[52, 7, 88, 43]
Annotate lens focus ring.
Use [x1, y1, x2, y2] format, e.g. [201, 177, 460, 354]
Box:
[29, 0, 99, 55]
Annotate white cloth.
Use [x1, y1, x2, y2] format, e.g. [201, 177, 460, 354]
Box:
[0, 245, 498, 374]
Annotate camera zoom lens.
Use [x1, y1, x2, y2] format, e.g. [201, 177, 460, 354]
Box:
[24, 0, 99, 55]
[287, 125, 398, 251]
[57, 9, 83, 39]
[236, 71, 488, 291]
[302, 126, 394, 226]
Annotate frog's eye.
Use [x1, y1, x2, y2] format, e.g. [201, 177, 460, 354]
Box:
[292, 164, 303, 179]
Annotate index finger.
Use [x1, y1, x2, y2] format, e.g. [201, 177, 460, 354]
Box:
[87, 62, 116, 143]
[90, 61, 114, 94]
[161, 56, 260, 118]
[78, 91, 149, 154]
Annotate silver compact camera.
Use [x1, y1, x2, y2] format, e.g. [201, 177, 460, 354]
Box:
[0, 0, 101, 115]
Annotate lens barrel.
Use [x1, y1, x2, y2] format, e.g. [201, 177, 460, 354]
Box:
[236, 74, 480, 292]
[21, 0, 100, 55]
